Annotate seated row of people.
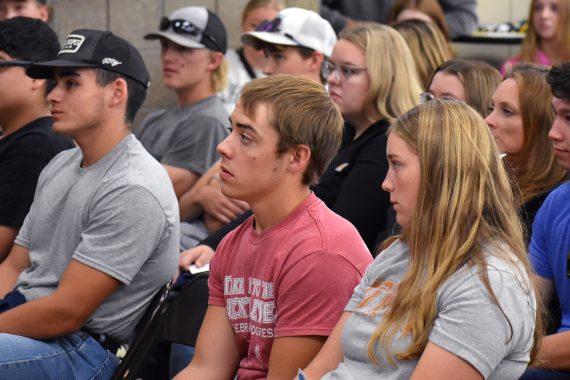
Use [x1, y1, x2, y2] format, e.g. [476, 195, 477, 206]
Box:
[1, 5, 569, 380]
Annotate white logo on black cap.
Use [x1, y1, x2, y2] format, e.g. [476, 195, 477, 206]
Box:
[102, 58, 122, 67]
[59, 34, 86, 54]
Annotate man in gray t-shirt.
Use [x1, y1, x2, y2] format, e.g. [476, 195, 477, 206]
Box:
[138, 6, 230, 201]
[0, 29, 179, 379]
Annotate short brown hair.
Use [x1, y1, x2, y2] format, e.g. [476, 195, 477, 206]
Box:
[239, 74, 343, 186]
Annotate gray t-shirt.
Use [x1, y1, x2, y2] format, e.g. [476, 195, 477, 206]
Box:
[324, 239, 536, 380]
[135, 95, 229, 176]
[14, 134, 180, 342]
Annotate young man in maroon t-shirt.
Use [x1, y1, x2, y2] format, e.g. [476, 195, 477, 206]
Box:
[175, 75, 372, 379]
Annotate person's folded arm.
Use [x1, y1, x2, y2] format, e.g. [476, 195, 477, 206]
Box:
[0, 243, 31, 299]
[163, 164, 199, 200]
[0, 259, 119, 338]
[174, 305, 240, 380]
[0, 225, 18, 264]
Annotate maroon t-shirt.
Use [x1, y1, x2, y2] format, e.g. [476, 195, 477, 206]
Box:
[209, 193, 372, 379]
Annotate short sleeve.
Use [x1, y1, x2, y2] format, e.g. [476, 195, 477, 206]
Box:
[429, 268, 535, 378]
[274, 251, 363, 337]
[161, 116, 228, 175]
[208, 234, 230, 307]
[529, 201, 553, 280]
[73, 185, 169, 284]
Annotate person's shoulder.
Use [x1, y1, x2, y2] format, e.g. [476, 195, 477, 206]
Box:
[137, 108, 171, 130]
[188, 96, 229, 122]
[224, 48, 240, 63]
[540, 181, 570, 213]
[350, 120, 389, 159]
[304, 197, 372, 256]
[5, 118, 71, 150]
[99, 136, 172, 195]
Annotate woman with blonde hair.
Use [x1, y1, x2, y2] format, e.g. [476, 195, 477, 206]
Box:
[319, 22, 421, 250]
[502, 0, 570, 74]
[301, 100, 540, 379]
[424, 59, 501, 117]
[388, 0, 451, 40]
[393, 19, 455, 88]
[486, 63, 566, 239]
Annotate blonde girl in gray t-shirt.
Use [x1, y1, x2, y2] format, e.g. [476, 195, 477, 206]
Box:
[301, 100, 541, 379]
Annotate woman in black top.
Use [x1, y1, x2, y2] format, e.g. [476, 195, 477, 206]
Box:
[317, 23, 422, 250]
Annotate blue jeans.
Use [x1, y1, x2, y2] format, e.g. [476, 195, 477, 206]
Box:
[0, 331, 118, 379]
[169, 343, 195, 378]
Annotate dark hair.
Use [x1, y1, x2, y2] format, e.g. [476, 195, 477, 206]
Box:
[0, 16, 58, 94]
[256, 40, 326, 84]
[547, 62, 570, 100]
[95, 69, 147, 125]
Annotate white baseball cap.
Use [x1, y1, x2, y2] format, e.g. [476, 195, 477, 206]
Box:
[241, 7, 337, 58]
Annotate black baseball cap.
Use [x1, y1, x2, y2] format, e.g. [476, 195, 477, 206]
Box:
[144, 6, 227, 54]
[26, 29, 150, 88]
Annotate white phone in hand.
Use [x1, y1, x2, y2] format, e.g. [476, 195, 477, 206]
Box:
[188, 263, 210, 274]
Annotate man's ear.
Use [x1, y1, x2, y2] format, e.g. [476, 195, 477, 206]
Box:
[30, 78, 46, 92]
[207, 51, 225, 71]
[107, 77, 128, 109]
[287, 144, 311, 177]
[38, 5, 50, 22]
[307, 51, 324, 75]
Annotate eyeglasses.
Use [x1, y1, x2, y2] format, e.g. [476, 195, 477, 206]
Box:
[159, 17, 222, 52]
[321, 61, 367, 82]
[0, 60, 32, 68]
[419, 91, 435, 103]
[420, 92, 466, 104]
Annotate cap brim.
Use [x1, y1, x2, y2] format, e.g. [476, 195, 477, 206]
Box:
[26, 59, 99, 79]
[241, 32, 298, 49]
[144, 31, 207, 49]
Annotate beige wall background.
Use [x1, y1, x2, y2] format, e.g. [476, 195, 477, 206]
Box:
[453, 0, 531, 65]
[47, 0, 531, 124]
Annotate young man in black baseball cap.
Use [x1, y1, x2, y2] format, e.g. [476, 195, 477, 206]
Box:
[0, 29, 179, 378]
[0, 17, 74, 263]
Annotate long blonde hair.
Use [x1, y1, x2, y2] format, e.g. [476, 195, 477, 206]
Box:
[520, 0, 570, 63]
[368, 100, 542, 365]
[339, 23, 422, 124]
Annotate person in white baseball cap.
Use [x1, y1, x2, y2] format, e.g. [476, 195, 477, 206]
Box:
[241, 7, 337, 84]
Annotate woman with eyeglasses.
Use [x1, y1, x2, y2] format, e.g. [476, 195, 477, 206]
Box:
[318, 22, 421, 252]
[301, 100, 541, 380]
[486, 63, 566, 242]
[423, 59, 501, 118]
